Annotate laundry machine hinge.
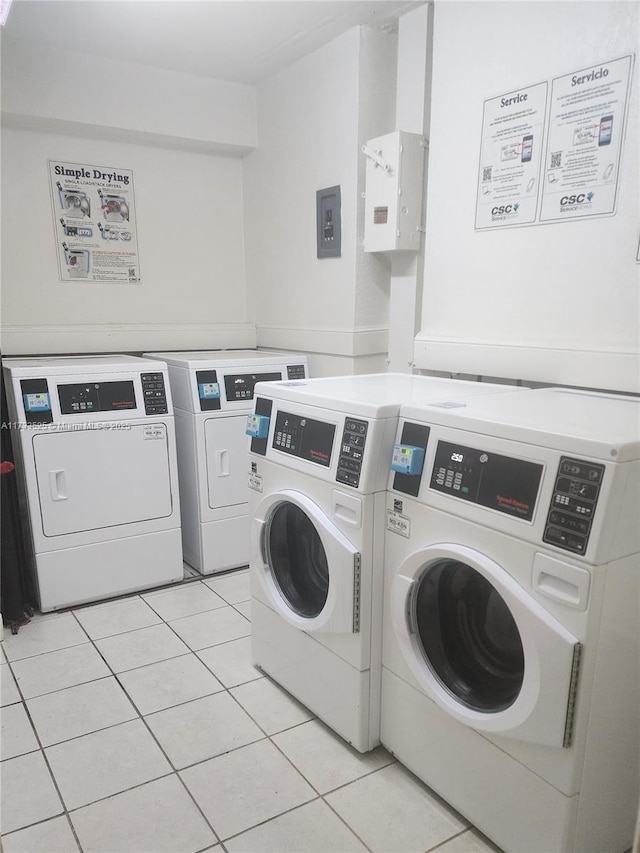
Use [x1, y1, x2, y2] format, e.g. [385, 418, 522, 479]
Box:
[563, 642, 583, 748]
[352, 553, 362, 633]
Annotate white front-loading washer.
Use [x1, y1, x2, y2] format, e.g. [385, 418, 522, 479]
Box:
[3, 355, 184, 611]
[144, 350, 307, 575]
[382, 388, 640, 852]
[246, 373, 528, 752]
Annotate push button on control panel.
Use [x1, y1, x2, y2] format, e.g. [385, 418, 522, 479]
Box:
[141, 373, 168, 416]
[543, 456, 604, 555]
[336, 418, 368, 488]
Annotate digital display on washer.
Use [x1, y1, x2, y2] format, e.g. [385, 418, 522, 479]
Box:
[58, 381, 136, 414]
[224, 371, 282, 402]
[430, 440, 543, 521]
[272, 410, 336, 467]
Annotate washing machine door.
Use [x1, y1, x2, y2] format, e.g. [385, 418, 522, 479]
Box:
[252, 489, 360, 633]
[391, 544, 581, 748]
[33, 424, 173, 537]
[205, 415, 249, 510]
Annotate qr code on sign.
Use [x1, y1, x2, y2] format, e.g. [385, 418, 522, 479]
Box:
[550, 152, 562, 169]
[482, 167, 492, 182]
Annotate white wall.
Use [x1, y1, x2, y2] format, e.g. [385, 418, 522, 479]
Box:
[415, 1, 639, 393]
[1, 128, 252, 354]
[2, 20, 402, 369]
[1, 43, 257, 355]
[243, 26, 396, 376]
[1, 40, 256, 153]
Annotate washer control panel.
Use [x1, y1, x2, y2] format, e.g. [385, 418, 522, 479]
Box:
[286, 364, 306, 380]
[272, 410, 335, 467]
[59, 381, 137, 415]
[429, 440, 543, 522]
[336, 418, 368, 488]
[141, 373, 168, 415]
[543, 456, 605, 555]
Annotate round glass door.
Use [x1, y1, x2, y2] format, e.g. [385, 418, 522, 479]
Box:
[414, 559, 524, 712]
[265, 501, 329, 618]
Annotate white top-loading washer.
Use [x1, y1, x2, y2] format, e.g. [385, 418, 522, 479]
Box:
[246, 373, 529, 751]
[144, 350, 308, 574]
[382, 387, 640, 852]
[3, 355, 184, 611]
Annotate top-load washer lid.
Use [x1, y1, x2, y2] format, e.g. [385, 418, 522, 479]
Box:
[400, 387, 640, 462]
[3, 355, 167, 375]
[144, 350, 308, 369]
[251, 373, 528, 421]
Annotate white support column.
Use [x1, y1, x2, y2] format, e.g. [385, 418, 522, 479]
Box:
[388, 3, 433, 373]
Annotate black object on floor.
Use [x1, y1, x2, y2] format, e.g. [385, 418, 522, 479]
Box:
[1, 361, 37, 632]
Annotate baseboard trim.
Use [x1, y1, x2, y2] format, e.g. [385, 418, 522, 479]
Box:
[256, 325, 389, 357]
[414, 337, 640, 394]
[1, 324, 257, 356]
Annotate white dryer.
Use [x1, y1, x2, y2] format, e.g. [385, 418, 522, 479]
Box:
[382, 388, 640, 852]
[246, 374, 526, 752]
[144, 350, 307, 575]
[3, 356, 184, 611]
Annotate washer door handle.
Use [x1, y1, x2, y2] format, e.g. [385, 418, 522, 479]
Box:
[391, 574, 416, 637]
[215, 449, 230, 477]
[251, 516, 266, 564]
[49, 469, 68, 501]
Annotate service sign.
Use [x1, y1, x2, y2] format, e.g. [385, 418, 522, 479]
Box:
[475, 82, 547, 229]
[539, 55, 633, 222]
[49, 160, 141, 283]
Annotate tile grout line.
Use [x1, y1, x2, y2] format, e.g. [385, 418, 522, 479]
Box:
[2, 568, 460, 853]
[0, 572, 247, 847]
[264, 731, 377, 853]
[1, 667, 85, 852]
[69, 604, 225, 848]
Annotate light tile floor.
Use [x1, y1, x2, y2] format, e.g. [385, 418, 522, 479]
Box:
[1, 568, 502, 853]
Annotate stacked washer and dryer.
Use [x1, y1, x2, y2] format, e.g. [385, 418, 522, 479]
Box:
[245, 374, 527, 753]
[382, 387, 639, 853]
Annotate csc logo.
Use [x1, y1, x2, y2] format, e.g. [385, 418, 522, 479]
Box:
[560, 192, 594, 205]
[491, 203, 519, 215]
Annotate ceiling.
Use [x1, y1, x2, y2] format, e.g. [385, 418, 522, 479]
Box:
[1, 0, 422, 84]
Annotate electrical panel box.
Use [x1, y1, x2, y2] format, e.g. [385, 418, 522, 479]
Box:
[316, 185, 341, 258]
[363, 131, 425, 252]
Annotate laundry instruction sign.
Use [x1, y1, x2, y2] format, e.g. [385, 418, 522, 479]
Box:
[540, 55, 633, 222]
[476, 81, 548, 229]
[49, 160, 140, 283]
[475, 54, 633, 230]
